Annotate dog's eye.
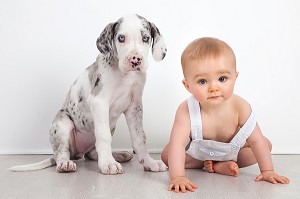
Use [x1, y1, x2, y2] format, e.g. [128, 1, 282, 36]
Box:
[118, 35, 125, 43]
[142, 35, 150, 43]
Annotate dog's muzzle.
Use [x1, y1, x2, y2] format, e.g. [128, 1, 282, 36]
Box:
[121, 54, 145, 72]
[129, 56, 142, 71]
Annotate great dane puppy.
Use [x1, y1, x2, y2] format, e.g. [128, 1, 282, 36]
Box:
[10, 14, 167, 174]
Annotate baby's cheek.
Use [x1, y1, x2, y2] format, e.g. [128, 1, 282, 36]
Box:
[194, 93, 207, 102]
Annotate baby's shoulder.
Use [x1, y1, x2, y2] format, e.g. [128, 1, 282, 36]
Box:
[173, 100, 191, 127]
[175, 100, 189, 116]
[231, 95, 252, 124]
[232, 94, 251, 109]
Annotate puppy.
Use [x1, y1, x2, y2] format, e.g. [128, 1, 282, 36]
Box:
[10, 14, 167, 174]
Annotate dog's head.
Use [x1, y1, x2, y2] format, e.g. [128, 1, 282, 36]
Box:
[96, 14, 167, 73]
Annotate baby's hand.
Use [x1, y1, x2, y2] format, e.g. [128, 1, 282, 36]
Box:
[256, 170, 290, 184]
[168, 176, 198, 193]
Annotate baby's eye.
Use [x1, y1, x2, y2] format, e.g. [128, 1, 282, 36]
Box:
[198, 79, 207, 85]
[219, 76, 227, 82]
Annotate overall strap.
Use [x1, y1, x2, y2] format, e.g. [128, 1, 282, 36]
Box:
[230, 111, 256, 146]
[187, 96, 203, 140]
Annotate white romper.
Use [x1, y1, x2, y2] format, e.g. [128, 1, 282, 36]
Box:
[186, 96, 257, 162]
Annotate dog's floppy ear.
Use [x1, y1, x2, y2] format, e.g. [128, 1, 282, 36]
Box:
[149, 22, 167, 62]
[96, 22, 117, 61]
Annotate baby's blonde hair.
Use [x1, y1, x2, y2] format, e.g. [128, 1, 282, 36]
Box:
[181, 37, 236, 77]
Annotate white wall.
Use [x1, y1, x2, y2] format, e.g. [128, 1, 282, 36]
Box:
[1, 0, 299, 154]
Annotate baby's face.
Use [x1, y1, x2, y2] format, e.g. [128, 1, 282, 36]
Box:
[183, 54, 238, 106]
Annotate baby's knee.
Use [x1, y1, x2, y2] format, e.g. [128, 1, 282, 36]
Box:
[161, 146, 169, 166]
[264, 136, 272, 151]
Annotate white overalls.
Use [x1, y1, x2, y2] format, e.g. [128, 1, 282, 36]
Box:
[186, 96, 257, 162]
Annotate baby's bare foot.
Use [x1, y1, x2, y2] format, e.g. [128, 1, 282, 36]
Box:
[204, 160, 214, 173]
[213, 161, 239, 177]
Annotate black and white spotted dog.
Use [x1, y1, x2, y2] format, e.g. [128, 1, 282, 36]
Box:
[10, 14, 167, 174]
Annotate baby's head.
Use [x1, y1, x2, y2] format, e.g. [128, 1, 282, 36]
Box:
[181, 37, 236, 79]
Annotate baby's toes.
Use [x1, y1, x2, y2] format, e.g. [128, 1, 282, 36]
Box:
[229, 162, 239, 176]
[204, 160, 214, 173]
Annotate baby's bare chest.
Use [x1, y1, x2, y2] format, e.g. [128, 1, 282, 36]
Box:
[201, 113, 240, 143]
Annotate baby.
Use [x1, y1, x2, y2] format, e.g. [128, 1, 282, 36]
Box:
[161, 37, 290, 193]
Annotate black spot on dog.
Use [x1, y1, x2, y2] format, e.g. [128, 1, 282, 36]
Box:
[95, 77, 100, 87]
[161, 51, 166, 60]
[91, 74, 103, 96]
[65, 112, 74, 122]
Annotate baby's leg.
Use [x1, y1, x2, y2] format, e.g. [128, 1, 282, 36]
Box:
[213, 161, 239, 176]
[185, 154, 204, 169]
[161, 144, 169, 165]
[237, 136, 272, 168]
[161, 144, 204, 169]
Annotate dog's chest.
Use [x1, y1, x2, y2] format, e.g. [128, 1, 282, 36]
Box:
[68, 68, 145, 133]
[109, 72, 145, 115]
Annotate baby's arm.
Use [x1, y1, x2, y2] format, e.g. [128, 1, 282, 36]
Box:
[247, 125, 290, 184]
[167, 101, 198, 192]
[236, 96, 289, 184]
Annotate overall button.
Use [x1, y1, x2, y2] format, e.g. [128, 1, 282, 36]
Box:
[209, 152, 214, 156]
[232, 146, 237, 150]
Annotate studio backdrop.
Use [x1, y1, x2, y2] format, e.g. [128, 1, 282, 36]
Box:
[1, 0, 299, 154]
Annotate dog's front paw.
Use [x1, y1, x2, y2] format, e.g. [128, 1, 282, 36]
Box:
[141, 159, 168, 172]
[56, 160, 77, 173]
[99, 161, 123, 175]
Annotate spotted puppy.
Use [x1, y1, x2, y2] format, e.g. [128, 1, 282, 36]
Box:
[10, 14, 167, 174]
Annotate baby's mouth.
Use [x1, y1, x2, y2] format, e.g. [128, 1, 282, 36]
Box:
[208, 95, 220, 99]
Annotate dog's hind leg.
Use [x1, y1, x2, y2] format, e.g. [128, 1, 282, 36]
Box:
[85, 147, 98, 160]
[112, 151, 134, 163]
[86, 147, 133, 163]
[49, 111, 77, 172]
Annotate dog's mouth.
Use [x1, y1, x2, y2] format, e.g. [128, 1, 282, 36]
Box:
[120, 64, 144, 73]
[128, 65, 144, 72]
[131, 63, 141, 71]
[119, 58, 146, 73]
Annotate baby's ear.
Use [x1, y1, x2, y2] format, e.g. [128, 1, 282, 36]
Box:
[236, 71, 239, 78]
[182, 79, 191, 93]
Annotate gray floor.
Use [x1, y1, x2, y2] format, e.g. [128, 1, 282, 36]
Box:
[1, 154, 299, 199]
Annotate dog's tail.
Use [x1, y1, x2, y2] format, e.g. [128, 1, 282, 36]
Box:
[8, 157, 56, 172]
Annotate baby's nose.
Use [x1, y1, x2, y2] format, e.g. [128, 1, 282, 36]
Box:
[208, 84, 219, 92]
